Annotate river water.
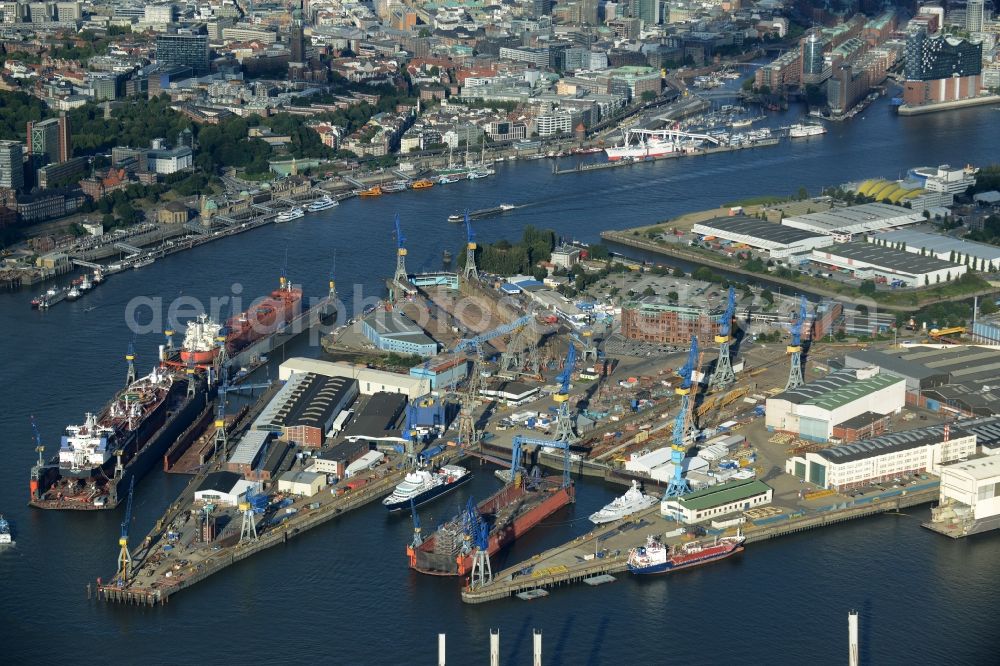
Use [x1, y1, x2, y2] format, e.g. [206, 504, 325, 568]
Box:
[2, 95, 1000, 663]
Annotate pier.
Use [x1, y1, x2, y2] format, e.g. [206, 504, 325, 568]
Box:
[460, 483, 938, 604]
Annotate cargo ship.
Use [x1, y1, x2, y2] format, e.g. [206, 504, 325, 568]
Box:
[226, 276, 303, 357]
[447, 204, 516, 223]
[407, 476, 574, 576]
[29, 366, 208, 510]
[626, 531, 745, 575]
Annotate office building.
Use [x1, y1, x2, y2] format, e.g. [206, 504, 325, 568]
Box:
[27, 113, 70, 164]
[0, 140, 24, 191]
[966, 0, 985, 33]
[902, 30, 983, 107]
[156, 32, 210, 75]
[621, 298, 723, 345]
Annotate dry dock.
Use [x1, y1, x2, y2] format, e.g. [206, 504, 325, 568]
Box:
[460, 481, 939, 604]
[96, 449, 467, 606]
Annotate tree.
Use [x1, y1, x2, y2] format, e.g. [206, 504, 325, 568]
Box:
[672, 267, 685, 278]
[642, 286, 656, 297]
[797, 186, 808, 200]
[641, 90, 657, 103]
[761, 289, 774, 304]
[667, 291, 679, 301]
[859, 280, 877, 296]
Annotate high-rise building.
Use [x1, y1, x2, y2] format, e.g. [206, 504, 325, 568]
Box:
[530, 0, 552, 18]
[579, 0, 599, 25]
[289, 0, 305, 64]
[0, 140, 24, 191]
[156, 31, 210, 74]
[635, 0, 659, 26]
[26, 113, 70, 164]
[967, 0, 985, 32]
[802, 32, 827, 80]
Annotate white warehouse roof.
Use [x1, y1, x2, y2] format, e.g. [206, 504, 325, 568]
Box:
[280, 358, 425, 398]
[782, 203, 924, 236]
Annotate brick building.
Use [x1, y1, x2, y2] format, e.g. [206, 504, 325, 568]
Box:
[621, 299, 723, 345]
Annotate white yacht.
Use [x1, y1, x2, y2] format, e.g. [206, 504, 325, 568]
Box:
[307, 196, 338, 212]
[275, 207, 305, 223]
[589, 480, 659, 524]
[382, 465, 471, 512]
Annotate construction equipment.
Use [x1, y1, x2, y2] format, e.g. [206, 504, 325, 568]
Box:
[115, 476, 135, 586]
[511, 435, 573, 489]
[572, 329, 599, 364]
[453, 316, 532, 447]
[666, 336, 699, 497]
[785, 296, 807, 391]
[709, 286, 737, 389]
[553, 343, 577, 442]
[239, 434, 272, 543]
[462, 211, 478, 282]
[929, 326, 965, 338]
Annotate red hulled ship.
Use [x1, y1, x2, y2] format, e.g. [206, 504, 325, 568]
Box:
[226, 276, 303, 355]
[407, 476, 575, 577]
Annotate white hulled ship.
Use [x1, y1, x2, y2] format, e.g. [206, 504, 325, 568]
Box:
[589, 480, 659, 524]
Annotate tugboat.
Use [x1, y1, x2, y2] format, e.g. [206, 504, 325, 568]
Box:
[0, 515, 12, 545]
[66, 286, 81, 301]
[382, 465, 472, 512]
[589, 480, 659, 524]
[627, 529, 745, 575]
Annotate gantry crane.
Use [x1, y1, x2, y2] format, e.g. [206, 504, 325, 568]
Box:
[785, 296, 807, 391]
[462, 211, 478, 282]
[497, 320, 540, 379]
[238, 441, 270, 544]
[393, 213, 408, 287]
[125, 336, 137, 385]
[115, 476, 135, 586]
[553, 343, 577, 443]
[215, 374, 271, 459]
[709, 286, 737, 390]
[511, 435, 573, 490]
[453, 316, 532, 447]
[666, 336, 699, 497]
[469, 521, 492, 589]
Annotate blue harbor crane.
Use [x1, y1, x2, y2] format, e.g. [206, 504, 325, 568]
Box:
[462, 211, 479, 282]
[511, 435, 573, 490]
[409, 498, 423, 548]
[469, 521, 492, 589]
[709, 286, 737, 389]
[116, 476, 135, 586]
[393, 213, 408, 285]
[785, 296, 807, 391]
[453, 316, 532, 447]
[553, 343, 577, 443]
[666, 336, 699, 497]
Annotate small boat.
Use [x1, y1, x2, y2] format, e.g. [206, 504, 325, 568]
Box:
[30, 296, 42, 309]
[133, 256, 155, 269]
[448, 204, 517, 223]
[382, 465, 472, 512]
[307, 196, 338, 212]
[275, 207, 305, 223]
[78, 274, 93, 292]
[437, 173, 463, 184]
[627, 530, 745, 575]
[412, 179, 435, 189]
[0, 515, 12, 545]
[589, 480, 659, 524]
[442, 249, 453, 263]
[467, 170, 491, 180]
[358, 186, 383, 197]
[65, 286, 81, 301]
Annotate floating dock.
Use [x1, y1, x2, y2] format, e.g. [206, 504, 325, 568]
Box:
[96, 448, 467, 606]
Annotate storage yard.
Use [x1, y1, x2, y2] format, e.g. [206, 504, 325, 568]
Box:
[95, 215, 1000, 608]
